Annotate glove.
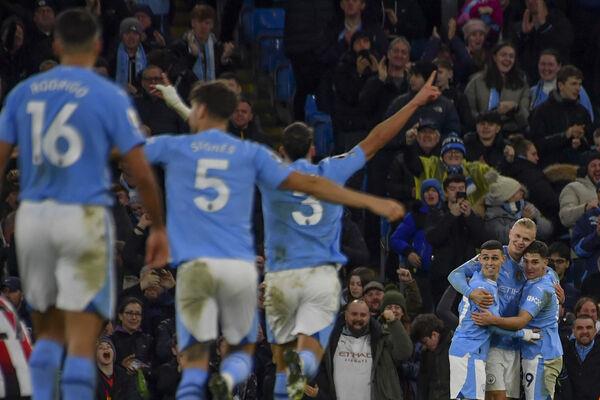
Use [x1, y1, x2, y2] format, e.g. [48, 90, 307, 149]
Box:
[154, 84, 191, 121]
[519, 329, 541, 343]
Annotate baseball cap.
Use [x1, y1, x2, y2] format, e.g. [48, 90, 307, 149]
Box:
[119, 17, 143, 36]
[33, 0, 55, 10]
[1, 277, 21, 292]
[417, 118, 439, 132]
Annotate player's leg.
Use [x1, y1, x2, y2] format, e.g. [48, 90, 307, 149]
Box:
[271, 342, 296, 400]
[29, 309, 65, 400]
[485, 347, 509, 400]
[212, 259, 259, 399]
[542, 357, 562, 400]
[503, 349, 521, 400]
[521, 356, 544, 400]
[450, 352, 486, 400]
[175, 259, 220, 400]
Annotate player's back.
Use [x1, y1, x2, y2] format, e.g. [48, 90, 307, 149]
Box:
[260, 146, 366, 272]
[451, 271, 499, 358]
[0, 66, 143, 206]
[145, 129, 290, 265]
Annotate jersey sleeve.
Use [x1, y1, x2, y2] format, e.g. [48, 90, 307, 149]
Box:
[520, 285, 546, 319]
[104, 88, 145, 154]
[253, 143, 292, 189]
[448, 255, 482, 297]
[319, 145, 366, 184]
[0, 89, 19, 145]
[144, 135, 172, 165]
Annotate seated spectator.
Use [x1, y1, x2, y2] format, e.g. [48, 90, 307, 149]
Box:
[314, 299, 412, 400]
[529, 65, 593, 167]
[516, 0, 573, 85]
[227, 98, 265, 142]
[503, 138, 559, 219]
[559, 314, 600, 400]
[484, 171, 553, 242]
[111, 17, 148, 94]
[434, 58, 475, 132]
[132, 5, 166, 50]
[529, 49, 594, 121]
[464, 111, 506, 170]
[341, 266, 375, 305]
[464, 41, 530, 134]
[548, 241, 579, 311]
[411, 313, 452, 400]
[559, 152, 600, 229]
[403, 133, 493, 206]
[134, 65, 188, 135]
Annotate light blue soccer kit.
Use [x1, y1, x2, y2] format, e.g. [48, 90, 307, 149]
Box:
[519, 271, 563, 400]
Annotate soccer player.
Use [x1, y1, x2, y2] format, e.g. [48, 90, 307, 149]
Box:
[449, 240, 539, 400]
[448, 218, 537, 400]
[472, 241, 563, 400]
[259, 72, 440, 400]
[0, 9, 169, 400]
[143, 80, 405, 400]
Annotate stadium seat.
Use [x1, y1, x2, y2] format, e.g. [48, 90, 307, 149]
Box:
[304, 95, 334, 158]
[274, 63, 295, 103]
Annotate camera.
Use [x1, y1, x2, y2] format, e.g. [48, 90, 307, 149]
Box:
[456, 192, 467, 200]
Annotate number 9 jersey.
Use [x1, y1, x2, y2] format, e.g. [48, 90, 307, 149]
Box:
[0, 66, 144, 205]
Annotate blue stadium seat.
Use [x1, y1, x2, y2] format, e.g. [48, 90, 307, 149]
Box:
[304, 95, 334, 157]
[274, 63, 295, 103]
[258, 36, 286, 73]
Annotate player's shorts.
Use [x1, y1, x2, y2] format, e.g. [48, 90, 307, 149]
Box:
[449, 352, 486, 399]
[176, 258, 258, 351]
[485, 347, 520, 397]
[15, 200, 115, 319]
[264, 264, 340, 346]
[521, 356, 563, 400]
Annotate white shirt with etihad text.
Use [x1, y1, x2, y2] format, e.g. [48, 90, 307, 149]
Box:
[333, 333, 372, 400]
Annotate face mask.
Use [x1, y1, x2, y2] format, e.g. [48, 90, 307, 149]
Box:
[502, 199, 524, 214]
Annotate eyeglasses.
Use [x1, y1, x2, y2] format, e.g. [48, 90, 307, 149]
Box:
[142, 76, 161, 82]
[124, 311, 142, 318]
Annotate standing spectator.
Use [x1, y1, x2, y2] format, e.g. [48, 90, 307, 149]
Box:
[571, 184, 600, 284]
[434, 58, 475, 132]
[341, 266, 375, 305]
[0, 16, 27, 97]
[134, 0, 170, 39]
[379, 0, 427, 41]
[25, 0, 56, 76]
[132, 5, 166, 51]
[227, 98, 265, 142]
[363, 281, 385, 317]
[558, 152, 600, 229]
[313, 299, 413, 400]
[559, 314, 600, 400]
[516, 0, 573, 85]
[464, 111, 506, 170]
[528, 65, 593, 167]
[464, 42, 530, 134]
[95, 336, 139, 400]
[411, 313, 452, 400]
[112, 17, 147, 94]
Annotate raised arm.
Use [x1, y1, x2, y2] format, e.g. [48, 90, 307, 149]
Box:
[358, 72, 440, 160]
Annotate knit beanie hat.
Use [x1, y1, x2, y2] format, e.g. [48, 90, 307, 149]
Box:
[484, 170, 523, 206]
[462, 18, 488, 38]
[98, 336, 116, 357]
[441, 134, 466, 156]
[421, 178, 445, 202]
[381, 285, 407, 312]
[363, 281, 384, 294]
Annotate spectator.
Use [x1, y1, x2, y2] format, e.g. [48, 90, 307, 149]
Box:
[516, 0, 574, 85]
[464, 41, 530, 134]
[112, 17, 147, 94]
[434, 58, 475, 132]
[0, 277, 31, 330]
[457, 0, 503, 38]
[96, 336, 139, 400]
[341, 266, 376, 305]
[218, 71, 243, 95]
[394, 268, 423, 321]
[559, 314, 600, 400]
[133, 0, 170, 40]
[227, 98, 265, 142]
[529, 65, 593, 167]
[529, 49, 594, 121]
[571, 185, 600, 283]
[379, 0, 427, 41]
[573, 297, 600, 332]
[483, 170, 553, 242]
[411, 313, 452, 400]
[558, 152, 600, 229]
[134, 65, 188, 135]
[314, 299, 413, 400]
[379, 285, 413, 330]
[132, 5, 166, 50]
[548, 242, 579, 311]
[154, 334, 180, 400]
[0, 16, 27, 96]
[26, 0, 56, 76]
[464, 111, 506, 170]
[363, 280, 385, 317]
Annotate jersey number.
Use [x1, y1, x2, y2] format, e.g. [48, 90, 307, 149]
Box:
[524, 372, 534, 388]
[27, 101, 83, 167]
[194, 159, 230, 212]
[291, 191, 323, 226]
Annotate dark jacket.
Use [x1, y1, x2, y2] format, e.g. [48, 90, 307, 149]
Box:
[391, 202, 434, 274]
[558, 336, 600, 400]
[283, 0, 336, 55]
[315, 315, 413, 400]
[134, 91, 188, 136]
[96, 365, 142, 400]
[571, 207, 600, 281]
[377, 0, 427, 40]
[464, 131, 507, 171]
[528, 90, 592, 167]
[360, 73, 409, 130]
[417, 328, 453, 400]
[227, 119, 265, 143]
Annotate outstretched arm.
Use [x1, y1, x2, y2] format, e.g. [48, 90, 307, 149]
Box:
[358, 72, 440, 160]
[472, 309, 533, 330]
[153, 74, 191, 122]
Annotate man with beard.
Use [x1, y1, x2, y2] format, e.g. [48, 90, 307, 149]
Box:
[362, 281, 385, 317]
[313, 299, 412, 400]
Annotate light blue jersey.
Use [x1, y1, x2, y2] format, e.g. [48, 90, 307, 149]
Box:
[520, 270, 562, 360]
[144, 129, 292, 265]
[0, 66, 144, 205]
[448, 246, 526, 350]
[450, 271, 500, 359]
[259, 146, 366, 272]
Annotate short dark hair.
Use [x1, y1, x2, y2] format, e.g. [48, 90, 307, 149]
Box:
[188, 80, 239, 121]
[411, 313, 444, 342]
[348, 266, 376, 288]
[118, 297, 143, 314]
[539, 48, 561, 65]
[513, 138, 534, 158]
[574, 296, 599, 316]
[574, 314, 596, 326]
[282, 122, 313, 161]
[443, 174, 466, 190]
[524, 240, 549, 258]
[548, 241, 570, 260]
[557, 65, 583, 85]
[190, 4, 216, 22]
[54, 8, 101, 52]
[481, 240, 503, 252]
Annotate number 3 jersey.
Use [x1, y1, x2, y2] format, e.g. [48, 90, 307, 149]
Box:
[144, 129, 291, 265]
[259, 145, 366, 273]
[0, 66, 144, 205]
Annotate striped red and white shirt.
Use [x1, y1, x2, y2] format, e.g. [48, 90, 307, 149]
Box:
[0, 296, 32, 398]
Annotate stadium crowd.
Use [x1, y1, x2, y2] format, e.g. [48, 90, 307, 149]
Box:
[1, 0, 600, 399]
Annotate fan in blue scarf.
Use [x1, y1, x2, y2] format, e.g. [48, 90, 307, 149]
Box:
[115, 42, 147, 87]
[191, 33, 216, 82]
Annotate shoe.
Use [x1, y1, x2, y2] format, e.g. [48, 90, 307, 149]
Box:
[284, 349, 306, 400]
[208, 373, 232, 400]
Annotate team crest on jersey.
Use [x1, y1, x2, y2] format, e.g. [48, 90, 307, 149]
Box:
[486, 373, 496, 385]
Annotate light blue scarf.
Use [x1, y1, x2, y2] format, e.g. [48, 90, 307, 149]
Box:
[115, 42, 147, 87]
[192, 33, 216, 82]
[488, 88, 500, 110]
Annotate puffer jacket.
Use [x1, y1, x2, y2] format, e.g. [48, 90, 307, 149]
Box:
[559, 175, 597, 228]
[484, 202, 553, 243]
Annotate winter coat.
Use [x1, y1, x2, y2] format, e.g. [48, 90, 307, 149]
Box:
[571, 207, 600, 279]
[464, 131, 507, 171]
[484, 202, 553, 243]
[416, 329, 453, 400]
[559, 176, 597, 228]
[360, 73, 409, 130]
[390, 203, 434, 274]
[557, 336, 600, 400]
[464, 71, 530, 133]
